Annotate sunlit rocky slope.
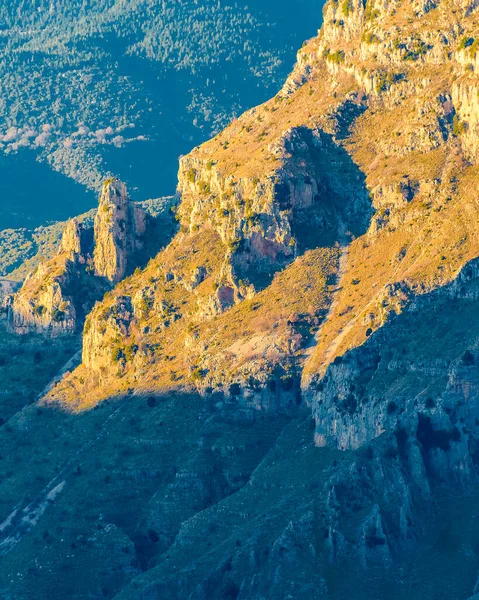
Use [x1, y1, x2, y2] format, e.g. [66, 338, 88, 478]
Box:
[2, 0, 479, 598]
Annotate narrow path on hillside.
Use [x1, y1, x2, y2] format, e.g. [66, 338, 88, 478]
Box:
[310, 216, 456, 374]
[304, 218, 349, 360]
[0, 372, 127, 557]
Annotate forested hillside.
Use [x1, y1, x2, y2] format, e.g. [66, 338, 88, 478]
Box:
[0, 0, 323, 228]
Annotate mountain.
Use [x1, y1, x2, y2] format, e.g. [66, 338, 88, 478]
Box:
[2, 0, 479, 598]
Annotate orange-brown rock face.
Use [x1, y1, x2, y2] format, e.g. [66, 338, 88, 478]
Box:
[60, 218, 93, 259]
[47, 0, 479, 420]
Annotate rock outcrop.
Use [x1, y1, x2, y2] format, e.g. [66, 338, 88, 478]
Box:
[48, 0, 479, 411]
[177, 125, 369, 295]
[7, 180, 149, 335]
[60, 218, 92, 258]
[9, 257, 79, 335]
[93, 179, 147, 283]
[0, 279, 20, 318]
[309, 256, 479, 456]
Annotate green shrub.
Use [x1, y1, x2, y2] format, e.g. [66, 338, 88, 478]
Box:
[228, 238, 242, 252]
[191, 367, 206, 381]
[327, 50, 345, 64]
[459, 36, 474, 50]
[365, 5, 379, 20]
[341, 0, 353, 16]
[32, 305, 46, 317]
[51, 308, 66, 323]
[111, 346, 124, 362]
[402, 38, 428, 61]
[187, 321, 197, 333]
[198, 180, 211, 195]
[375, 71, 401, 93]
[246, 213, 261, 227]
[138, 295, 153, 314]
[362, 32, 378, 44]
[392, 38, 403, 51]
[124, 343, 138, 362]
[453, 114, 467, 136]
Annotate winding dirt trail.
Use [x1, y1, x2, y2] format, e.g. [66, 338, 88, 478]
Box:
[304, 219, 349, 361]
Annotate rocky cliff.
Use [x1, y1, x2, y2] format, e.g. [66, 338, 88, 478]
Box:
[94, 180, 147, 283]
[7, 180, 152, 335]
[0, 278, 19, 311]
[49, 0, 479, 407]
[9, 255, 82, 335]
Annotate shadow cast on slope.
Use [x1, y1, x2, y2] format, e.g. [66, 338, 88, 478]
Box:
[0, 388, 292, 598]
[239, 125, 372, 292]
[311, 256, 479, 461]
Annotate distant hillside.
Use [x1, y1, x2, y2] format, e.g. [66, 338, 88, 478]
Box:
[0, 0, 324, 229]
[5, 0, 479, 599]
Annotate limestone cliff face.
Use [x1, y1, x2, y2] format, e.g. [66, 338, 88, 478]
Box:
[64, 119, 370, 407]
[288, 258, 479, 576]
[60, 218, 92, 259]
[308, 257, 479, 477]
[8, 180, 150, 336]
[452, 80, 479, 161]
[8, 220, 94, 335]
[177, 124, 369, 304]
[93, 180, 146, 283]
[0, 279, 20, 317]
[49, 0, 479, 417]
[315, 0, 479, 163]
[9, 256, 78, 335]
